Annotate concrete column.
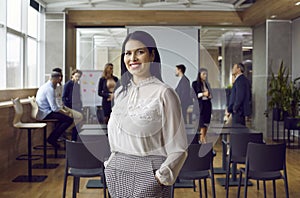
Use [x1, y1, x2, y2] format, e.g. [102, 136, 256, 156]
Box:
[221, 33, 243, 87]
[252, 20, 292, 137]
[45, 13, 65, 80]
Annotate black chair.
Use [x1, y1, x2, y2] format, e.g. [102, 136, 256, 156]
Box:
[62, 138, 110, 198]
[172, 143, 216, 198]
[237, 142, 289, 198]
[225, 132, 264, 198]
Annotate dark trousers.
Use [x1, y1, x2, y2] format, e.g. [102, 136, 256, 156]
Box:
[44, 112, 74, 142]
[232, 113, 245, 126]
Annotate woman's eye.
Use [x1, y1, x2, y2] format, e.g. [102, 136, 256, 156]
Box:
[136, 50, 145, 55]
[125, 52, 131, 56]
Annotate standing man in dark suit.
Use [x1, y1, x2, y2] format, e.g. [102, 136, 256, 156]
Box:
[175, 64, 192, 123]
[227, 63, 251, 126]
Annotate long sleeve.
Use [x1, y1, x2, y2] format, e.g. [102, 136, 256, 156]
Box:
[98, 77, 110, 98]
[62, 80, 73, 108]
[155, 88, 188, 186]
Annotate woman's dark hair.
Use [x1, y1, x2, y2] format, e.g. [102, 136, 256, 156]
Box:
[102, 63, 114, 79]
[120, 31, 162, 94]
[196, 68, 208, 84]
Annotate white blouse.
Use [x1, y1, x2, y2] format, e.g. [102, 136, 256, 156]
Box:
[105, 76, 188, 185]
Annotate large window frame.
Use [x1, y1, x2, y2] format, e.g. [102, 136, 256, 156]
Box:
[0, 0, 42, 90]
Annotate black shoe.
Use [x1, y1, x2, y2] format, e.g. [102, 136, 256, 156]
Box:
[47, 139, 61, 149]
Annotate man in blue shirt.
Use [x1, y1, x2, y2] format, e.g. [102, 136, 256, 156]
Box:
[36, 71, 73, 148]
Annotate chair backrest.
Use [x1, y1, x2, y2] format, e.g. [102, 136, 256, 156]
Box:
[12, 98, 23, 126]
[66, 137, 111, 169]
[180, 143, 213, 172]
[66, 140, 105, 169]
[247, 142, 286, 172]
[28, 96, 38, 120]
[230, 132, 264, 159]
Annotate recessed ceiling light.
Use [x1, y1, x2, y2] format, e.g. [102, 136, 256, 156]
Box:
[295, 2, 300, 6]
[270, 15, 277, 19]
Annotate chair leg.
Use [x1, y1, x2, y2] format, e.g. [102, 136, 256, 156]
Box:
[226, 162, 231, 198]
[43, 127, 47, 168]
[76, 177, 80, 193]
[256, 180, 259, 190]
[62, 174, 68, 198]
[211, 173, 216, 198]
[204, 178, 208, 198]
[272, 180, 276, 198]
[72, 177, 78, 198]
[237, 171, 243, 198]
[284, 176, 289, 198]
[193, 179, 196, 192]
[199, 179, 203, 198]
[263, 181, 266, 198]
[102, 172, 107, 198]
[244, 173, 248, 198]
[170, 184, 174, 198]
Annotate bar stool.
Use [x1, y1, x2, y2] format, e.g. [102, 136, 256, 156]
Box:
[28, 96, 64, 161]
[12, 98, 47, 182]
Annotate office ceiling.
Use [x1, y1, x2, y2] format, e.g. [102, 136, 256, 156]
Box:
[40, 0, 299, 50]
[39, 0, 255, 12]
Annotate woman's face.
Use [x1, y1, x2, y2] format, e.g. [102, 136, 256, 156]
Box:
[72, 72, 81, 83]
[106, 65, 113, 76]
[124, 39, 154, 80]
[200, 71, 207, 81]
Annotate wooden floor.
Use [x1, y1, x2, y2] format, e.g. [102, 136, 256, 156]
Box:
[0, 138, 299, 198]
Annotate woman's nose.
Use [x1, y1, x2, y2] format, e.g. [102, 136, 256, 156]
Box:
[130, 53, 137, 61]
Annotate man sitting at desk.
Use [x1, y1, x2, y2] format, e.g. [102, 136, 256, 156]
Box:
[36, 71, 73, 148]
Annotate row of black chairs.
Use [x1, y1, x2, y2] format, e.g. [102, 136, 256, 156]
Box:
[11, 103, 289, 198]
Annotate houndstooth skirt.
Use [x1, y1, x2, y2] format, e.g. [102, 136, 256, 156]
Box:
[104, 152, 171, 198]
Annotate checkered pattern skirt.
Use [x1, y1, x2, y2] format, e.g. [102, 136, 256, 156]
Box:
[104, 152, 171, 198]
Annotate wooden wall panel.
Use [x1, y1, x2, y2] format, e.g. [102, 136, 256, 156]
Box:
[0, 89, 37, 102]
[243, 0, 300, 26]
[67, 10, 244, 26]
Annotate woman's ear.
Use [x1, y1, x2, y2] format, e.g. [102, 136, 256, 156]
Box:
[151, 50, 155, 62]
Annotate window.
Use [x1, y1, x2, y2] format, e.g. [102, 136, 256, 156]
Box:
[28, 3, 38, 38]
[26, 38, 37, 88]
[7, 0, 22, 32]
[6, 33, 23, 88]
[1, 0, 42, 89]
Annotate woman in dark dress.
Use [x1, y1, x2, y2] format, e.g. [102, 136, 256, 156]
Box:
[192, 68, 212, 143]
[98, 63, 118, 124]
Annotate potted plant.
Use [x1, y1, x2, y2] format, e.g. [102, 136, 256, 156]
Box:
[267, 61, 290, 121]
[283, 76, 300, 130]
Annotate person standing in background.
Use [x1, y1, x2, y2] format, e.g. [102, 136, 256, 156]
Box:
[97, 63, 119, 124]
[227, 63, 251, 126]
[104, 31, 187, 197]
[192, 68, 212, 143]
[52, 67, 83, 141]
[175, 64, 192, 123]
[62, 69, 84, 140]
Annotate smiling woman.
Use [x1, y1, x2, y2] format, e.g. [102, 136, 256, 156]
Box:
[103, 30, 188, 197]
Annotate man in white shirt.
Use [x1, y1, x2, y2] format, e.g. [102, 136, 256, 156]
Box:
[36, 72, 74, 148]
